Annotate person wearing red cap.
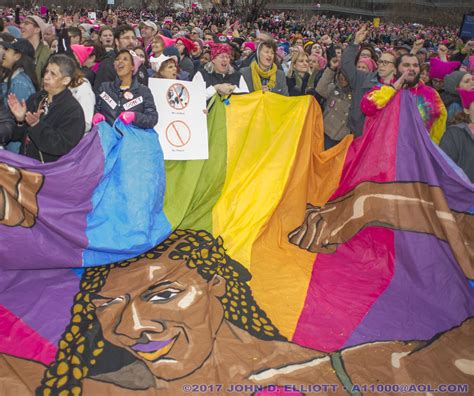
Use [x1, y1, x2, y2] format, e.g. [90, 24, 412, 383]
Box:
[356, 57, 377, 73]
[429, 57, 461, 93]
[193, 43, 248, 100]
[174, 36, 196, 78]
[439, 89, 474, 182]
[70, 45, 96, 132]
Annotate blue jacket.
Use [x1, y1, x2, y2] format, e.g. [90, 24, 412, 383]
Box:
[1, 69, 36, 104]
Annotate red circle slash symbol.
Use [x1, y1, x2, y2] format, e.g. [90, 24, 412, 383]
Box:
[165, 121, 191, 148]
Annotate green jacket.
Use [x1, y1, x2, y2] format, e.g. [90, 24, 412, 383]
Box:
[35, 41, 50, 83]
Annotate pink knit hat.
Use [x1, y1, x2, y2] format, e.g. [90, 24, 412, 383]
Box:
[159, 34, 176, 48]
[71, 45, 94, 67]
[315, 54, 327, 69]
[429, 58, 460, 80]
[357, 57, 377, 72]
[128, 50, 144, 75]
[457, 89, 474, 109]
[210, 43, 232, 60]
[243, 41, 256, 52]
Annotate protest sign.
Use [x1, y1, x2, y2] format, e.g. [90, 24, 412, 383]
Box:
[149, 78, 208, 160]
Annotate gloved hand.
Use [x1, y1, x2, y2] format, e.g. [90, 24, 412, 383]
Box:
[119, 111, 135, 125]
[92, 113, 105, 126]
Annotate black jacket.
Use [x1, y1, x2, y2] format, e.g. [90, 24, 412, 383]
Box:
[439, 123, 474, 183]
[0, 96, 14, 145]
[286, 73, 310, 97]
[93, 51, 149, 94]
[95, 78, 158, 129]
[12, 89, 85, 163]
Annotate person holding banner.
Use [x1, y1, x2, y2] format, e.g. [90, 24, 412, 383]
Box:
[193, 42, 248, 100]
[93, 49, 158, 129]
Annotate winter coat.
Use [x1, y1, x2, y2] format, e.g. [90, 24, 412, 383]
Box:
[286, 72, 310, 97]
[69, 79, 96, 132]
[240, 66, 289, 96]
[341, 43, 379, 136]
[34, 41, 51, 83]
[316, 68, 352, 141]
[179, 56, 195, 78]
[12, 89, 85, 163]
[439, 123, 474, 182]
[95, 77, 158, 129]
[0, 68, 36, 103]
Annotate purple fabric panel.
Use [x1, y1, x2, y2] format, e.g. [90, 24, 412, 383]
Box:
[343, 231, 474, 347]
[0, 268, 79, 344]
[0, 129, 104, 269]
[397, 92, 474, 212]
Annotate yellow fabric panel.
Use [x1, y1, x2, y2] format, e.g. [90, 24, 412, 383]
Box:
[250, 100, 352, 338]
[212, 92, 312, 267]
[430, 101, 447, 145]
[369, 85, 397, 109]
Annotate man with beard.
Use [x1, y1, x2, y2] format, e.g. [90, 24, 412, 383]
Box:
[361, 53, 447, 144]
[93, 25, 148, 93]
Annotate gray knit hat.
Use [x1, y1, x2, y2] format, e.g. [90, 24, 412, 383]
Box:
[443, 71, 467, 95]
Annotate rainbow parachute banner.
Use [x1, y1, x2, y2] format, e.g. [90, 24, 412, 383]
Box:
[0, 91, 472, 395]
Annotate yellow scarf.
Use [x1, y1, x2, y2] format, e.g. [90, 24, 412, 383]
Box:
[250, 61, 277, 91]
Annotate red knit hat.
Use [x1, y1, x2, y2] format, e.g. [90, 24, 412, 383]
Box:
[175, 36, 196, 54]
[210, 43, 232, 60]
[71, 44, 94, 67]
[429, 58, 460, 80]
[457, 89, 474, 109]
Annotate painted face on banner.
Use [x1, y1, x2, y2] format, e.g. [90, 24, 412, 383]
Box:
[91, 243, 226, 380]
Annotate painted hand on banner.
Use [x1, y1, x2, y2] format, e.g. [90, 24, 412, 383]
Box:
[0, 164, 44, 228]
[119, 111, 135, 125]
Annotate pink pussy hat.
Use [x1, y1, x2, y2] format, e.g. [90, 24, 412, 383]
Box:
[71, 45, 94, 67]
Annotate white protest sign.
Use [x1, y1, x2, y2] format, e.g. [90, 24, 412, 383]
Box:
[88, 12, 97, 21]
[149, 78, 208, 160]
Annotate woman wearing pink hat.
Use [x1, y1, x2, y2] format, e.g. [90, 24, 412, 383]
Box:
[70, 45, 96, 132]
[439, 89, 474, 182]
[356, 57, 377, 73]
[193, 43, 248, 100]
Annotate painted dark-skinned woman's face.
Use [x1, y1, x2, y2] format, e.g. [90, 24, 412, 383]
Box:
[91, 246, 226, 381]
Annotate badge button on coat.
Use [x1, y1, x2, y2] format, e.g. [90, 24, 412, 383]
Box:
[124, 91, 134, 100]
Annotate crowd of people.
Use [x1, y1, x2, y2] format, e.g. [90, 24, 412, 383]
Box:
[0, 5, 473, 181]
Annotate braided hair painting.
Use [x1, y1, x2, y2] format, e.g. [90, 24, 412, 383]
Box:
[37, 229, 285, 395]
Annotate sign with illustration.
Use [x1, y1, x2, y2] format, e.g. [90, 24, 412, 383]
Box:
[149, 78, 208, 160]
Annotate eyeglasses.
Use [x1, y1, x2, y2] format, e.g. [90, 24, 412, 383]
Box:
[377, 60, 395, 66]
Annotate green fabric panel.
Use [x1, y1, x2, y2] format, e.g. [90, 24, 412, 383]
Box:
[163, 98, 228, 232]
